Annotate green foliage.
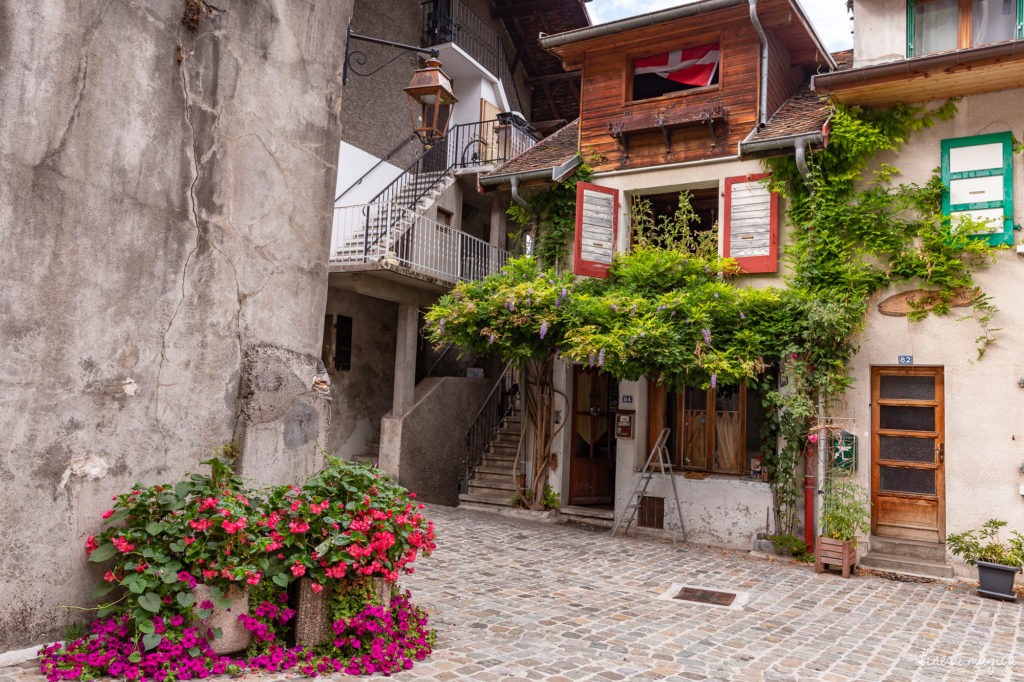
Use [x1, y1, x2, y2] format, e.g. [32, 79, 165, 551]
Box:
[770, 533, 814, 563]
[819, 475, 871, 542]
[946, 519, 1024, 566]
[630, 191, 718, 257]
[511, 484, 560, 511]
[507, 163, 592, 270]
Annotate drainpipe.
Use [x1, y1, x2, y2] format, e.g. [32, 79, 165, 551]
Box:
[748, 0, 769, 128]
[510, 175, 531, 210]
[794, 137, 811, 183]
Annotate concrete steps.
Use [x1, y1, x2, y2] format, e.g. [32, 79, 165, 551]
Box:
[860, 535, 954, 579]
[560, 505, 614, 529]
[459, 407, 522, 512]
[334, 171, 455, 261]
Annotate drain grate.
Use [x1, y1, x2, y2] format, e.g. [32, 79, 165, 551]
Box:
[672, 586, 737, 607]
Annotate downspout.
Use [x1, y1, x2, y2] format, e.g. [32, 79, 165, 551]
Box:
[749, 0, 769, 128]
[510, 175, 531, 210]
[794, 137, 811, 184]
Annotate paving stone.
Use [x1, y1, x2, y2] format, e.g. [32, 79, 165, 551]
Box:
[6, 505, 1023, 681]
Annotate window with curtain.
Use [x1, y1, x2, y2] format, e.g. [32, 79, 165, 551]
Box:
[647, 383, 767, 476]
[909, 0, 1021, 56]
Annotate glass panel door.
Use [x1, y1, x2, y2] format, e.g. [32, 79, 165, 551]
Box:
[871, 367, 945, 542]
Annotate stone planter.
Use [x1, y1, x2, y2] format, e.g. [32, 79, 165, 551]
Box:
[294, 577, 393, 647]
[192, 584, 252, 654]
[815, 536, 857, 578]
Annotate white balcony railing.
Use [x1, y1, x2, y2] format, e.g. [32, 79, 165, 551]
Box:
[330, 203, 510, 284]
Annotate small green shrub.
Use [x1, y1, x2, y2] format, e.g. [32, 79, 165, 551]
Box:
[946, 519, 1024, 566]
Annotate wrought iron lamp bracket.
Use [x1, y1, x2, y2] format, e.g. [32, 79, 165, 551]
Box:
[342, 25, 440, 86]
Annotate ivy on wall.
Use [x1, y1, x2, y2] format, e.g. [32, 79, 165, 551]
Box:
[427, 102, 1000, 525]
[507, 164, 592, 271]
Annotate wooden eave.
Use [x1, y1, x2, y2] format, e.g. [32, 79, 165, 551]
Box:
[813, 40, 1024, 107]
[544, 0, 832, 73]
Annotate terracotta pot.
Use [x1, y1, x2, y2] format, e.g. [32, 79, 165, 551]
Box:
[192, 584, 252, 654]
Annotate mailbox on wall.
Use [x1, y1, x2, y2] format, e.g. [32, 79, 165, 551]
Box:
[831, 431, 858, 472]
[615, 412, 634, 439]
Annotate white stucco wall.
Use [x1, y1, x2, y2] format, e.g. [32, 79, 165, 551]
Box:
[837, 88, 1024, 574]
[852, 0, 908, 66]
[334, 141, 403, 206]
[577, 157, 788, 548]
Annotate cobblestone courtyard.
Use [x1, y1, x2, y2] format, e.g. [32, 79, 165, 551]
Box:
[4, 505, 1022, 681]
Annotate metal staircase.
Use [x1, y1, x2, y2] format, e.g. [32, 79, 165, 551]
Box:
[332, 119, 537, 268]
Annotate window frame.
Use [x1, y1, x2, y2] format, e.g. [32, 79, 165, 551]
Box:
[627, 39, 723, 104]
[907, 0, 1024, 57]
[940, 131, 1014, 246]
[647, 382, 762, 477]
[723, 173, 779, 274]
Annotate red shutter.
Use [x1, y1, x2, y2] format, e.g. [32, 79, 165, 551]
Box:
[574, 182, 619, 278]
[723, 174, 778, 274]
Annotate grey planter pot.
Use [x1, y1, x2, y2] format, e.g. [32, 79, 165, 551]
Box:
[192, 584, 252, 654]
[976, 560, 1020, 601]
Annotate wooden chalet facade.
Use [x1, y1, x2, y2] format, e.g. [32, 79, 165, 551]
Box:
[542, 0, 832, 172]
[508, 0, 840, 547]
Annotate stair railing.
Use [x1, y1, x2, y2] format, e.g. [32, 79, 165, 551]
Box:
[462, 362, 518, 492]
[361, 119, 537, 255]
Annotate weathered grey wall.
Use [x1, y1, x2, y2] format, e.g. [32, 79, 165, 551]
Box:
[340, 0, 423, 167]
[0, 0, 351, 650]
[382, 376, 491, 506]
[323, 287, 397, 459]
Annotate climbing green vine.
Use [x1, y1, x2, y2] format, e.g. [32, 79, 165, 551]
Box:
[507, 163, 592, 270]
[427, 102, 999, 529]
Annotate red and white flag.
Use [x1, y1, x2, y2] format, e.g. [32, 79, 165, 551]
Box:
[633, 43, 720, 87]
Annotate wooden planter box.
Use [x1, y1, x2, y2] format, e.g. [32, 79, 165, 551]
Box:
[815, 536, 857, 578]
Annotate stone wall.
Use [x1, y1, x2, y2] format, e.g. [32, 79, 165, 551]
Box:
[0, 0, 351, 650]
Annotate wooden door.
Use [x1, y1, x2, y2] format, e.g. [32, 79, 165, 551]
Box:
[569, 368, 616, 505]
[871, 366, 945, 541]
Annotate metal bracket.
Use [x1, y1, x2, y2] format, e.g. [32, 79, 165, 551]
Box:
[343, 24, 440, 85]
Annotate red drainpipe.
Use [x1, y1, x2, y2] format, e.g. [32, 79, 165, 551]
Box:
[804, 446, 816, 553]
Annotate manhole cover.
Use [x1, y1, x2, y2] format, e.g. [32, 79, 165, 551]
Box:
[672, 586, 737, 606]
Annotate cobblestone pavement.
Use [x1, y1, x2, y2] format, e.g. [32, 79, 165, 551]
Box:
[4, 505, 1022, 681]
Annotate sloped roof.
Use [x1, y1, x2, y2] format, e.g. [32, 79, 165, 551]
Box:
[492, 1, 590, 129]
[743, 84, 830, 147]
[482, 120, 580, 184]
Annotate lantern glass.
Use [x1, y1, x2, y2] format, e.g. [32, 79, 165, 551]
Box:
[403, 57, 458, 145]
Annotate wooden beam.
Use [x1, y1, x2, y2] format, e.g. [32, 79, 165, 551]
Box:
[527, 71, 581, 85]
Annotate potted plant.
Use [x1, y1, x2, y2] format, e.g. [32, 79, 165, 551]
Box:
[946, 519, 1024, 600]
[815, 474, 870, 578]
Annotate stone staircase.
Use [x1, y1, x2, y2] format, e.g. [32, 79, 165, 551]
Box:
[458, 408, 522, 511]
[333, 170, 455, 261]
[859, 535, 954, 579]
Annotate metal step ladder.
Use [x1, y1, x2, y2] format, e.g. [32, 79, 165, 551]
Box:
[610, 428, 686, 545]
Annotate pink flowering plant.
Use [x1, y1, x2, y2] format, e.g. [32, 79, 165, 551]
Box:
[43, 452, 437, 680]
[260, 458, 436, 592]
[86, 450, 272, 646]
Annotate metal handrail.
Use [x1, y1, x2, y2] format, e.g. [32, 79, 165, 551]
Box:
[463, 362, 518, 488]
[334, 133, 418, 204]
[331, 203, 511, 283]
[359, 119, 536, 254]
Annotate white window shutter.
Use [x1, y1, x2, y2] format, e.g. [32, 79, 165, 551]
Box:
[724, 174, 778, 273]
[574, 182, 619, 278]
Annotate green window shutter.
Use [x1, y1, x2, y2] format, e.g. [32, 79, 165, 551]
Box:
[1019, 0, 1024, 39]
[906, 1, 915, 57]
[940, 131, 1014, 247]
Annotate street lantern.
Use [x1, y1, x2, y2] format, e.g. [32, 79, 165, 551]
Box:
[342, 25, 459, 146]
[404, 58, 458, 146]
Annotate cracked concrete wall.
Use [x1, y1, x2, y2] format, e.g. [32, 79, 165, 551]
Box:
[323, 288, 397, 461]
[0, 0, 352, 650]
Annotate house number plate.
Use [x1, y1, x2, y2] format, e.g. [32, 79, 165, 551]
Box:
[898, 355, 913, 365]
